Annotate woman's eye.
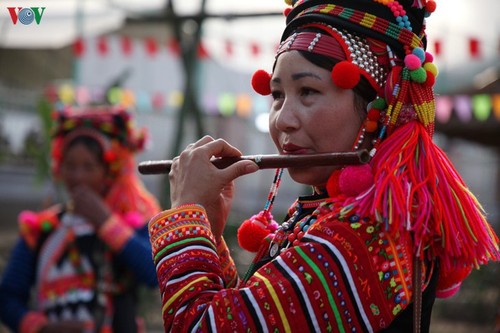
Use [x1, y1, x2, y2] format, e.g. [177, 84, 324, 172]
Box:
[300, 87, 317, 96]
[271, 90, 283, 100]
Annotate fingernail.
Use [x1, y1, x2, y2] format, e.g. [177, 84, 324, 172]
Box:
[246, 164, 259, 173]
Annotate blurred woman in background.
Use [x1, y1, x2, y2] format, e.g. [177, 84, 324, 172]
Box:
[0, 106, 161, 333]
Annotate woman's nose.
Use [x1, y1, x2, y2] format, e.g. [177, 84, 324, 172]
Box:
[274, 98, 300, 132]
[69, 167, 87, 184]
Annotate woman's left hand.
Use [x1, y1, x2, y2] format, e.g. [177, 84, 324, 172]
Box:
[70, 185, 111, 229]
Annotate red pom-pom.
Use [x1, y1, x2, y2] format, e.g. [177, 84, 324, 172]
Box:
[331, 61, 360, 89]
[237, 211, 277, 252]
[425, 0, 437, 13]
[19, 210, 38, 228]
[339, 165, 374, 197]
[423, 70, 435, 87]
[251, 69, 271, 95]
[326, 170, 341, 197]
[367, 108, 381, 121]
[436, 265, 472, 298]
[283, 7, 292, 17]
[104, 150, 118, 162]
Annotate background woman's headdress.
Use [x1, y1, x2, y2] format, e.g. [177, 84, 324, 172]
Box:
[51, 105, 148, 178]
[51, 105, 160, 223]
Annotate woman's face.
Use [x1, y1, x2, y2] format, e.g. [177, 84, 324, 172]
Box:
[269, 51, 364, 189]
[60, 141, 108, 196]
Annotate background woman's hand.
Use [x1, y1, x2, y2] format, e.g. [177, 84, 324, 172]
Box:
[169, 136, 258, 240]
[70, 185, 111, 229]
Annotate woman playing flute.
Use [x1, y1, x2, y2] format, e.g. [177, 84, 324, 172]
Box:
[148, 0, 500, 332]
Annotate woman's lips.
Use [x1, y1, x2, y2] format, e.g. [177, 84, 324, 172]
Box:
[282, 143, 309, 155]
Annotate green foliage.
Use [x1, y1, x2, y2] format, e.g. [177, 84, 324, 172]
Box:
[31, 98, 54, 183]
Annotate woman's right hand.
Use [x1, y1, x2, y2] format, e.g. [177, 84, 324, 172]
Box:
[169, 136, 259, 240]
[69, 185, 111, 230]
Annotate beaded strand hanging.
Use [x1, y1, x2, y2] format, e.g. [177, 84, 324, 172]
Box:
[237, 168, 283, 252]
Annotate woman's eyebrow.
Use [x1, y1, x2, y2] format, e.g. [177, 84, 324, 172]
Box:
[291, 72, 322, 80]
[271, 72, 322, 84]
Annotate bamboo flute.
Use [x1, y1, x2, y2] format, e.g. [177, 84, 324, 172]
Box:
[138, 149, 370, 175]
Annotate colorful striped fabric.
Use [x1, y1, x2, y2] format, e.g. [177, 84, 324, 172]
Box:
[149, 197, 422, 332]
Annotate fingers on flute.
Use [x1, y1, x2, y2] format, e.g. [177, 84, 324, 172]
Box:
[222, 160, 259, 180]
[182, 137, 242, 163]
[190, 135, 215, 148]
[169, 156, 180, 174]
[202, 138, 243, 158]
[176, 137, 213, 168]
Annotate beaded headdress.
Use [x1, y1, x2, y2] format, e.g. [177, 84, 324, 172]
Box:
[244, 0, 499, 296]
[50, 105, 159, 223]
[252, 0, 438, 152]
[51, 106, 148, 179]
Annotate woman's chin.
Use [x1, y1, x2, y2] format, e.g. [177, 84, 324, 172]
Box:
[287, 166, 332, 188]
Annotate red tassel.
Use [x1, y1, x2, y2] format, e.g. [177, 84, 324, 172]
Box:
[238, 211, 278, 252]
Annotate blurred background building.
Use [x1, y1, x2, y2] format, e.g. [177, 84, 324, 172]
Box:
[0, 0, 499, 332]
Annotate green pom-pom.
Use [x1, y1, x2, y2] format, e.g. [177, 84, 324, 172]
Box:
[372, 97, 387, 110]
[41, 220, 52, 232]
[410, 68, 427, 83]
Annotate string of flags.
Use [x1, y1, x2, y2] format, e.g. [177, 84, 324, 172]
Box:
[44, 83, 500, 123]
[73, 35, 268, 59]
[73, 34, 499, 61]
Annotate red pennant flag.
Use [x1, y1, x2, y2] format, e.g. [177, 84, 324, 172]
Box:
[97, 36, 109, 56]
[197, 42, 210, 59]
[250, 42, 260, 57]
[433, 40, 441, 57]
[225, 40, 233, 56]
[145, 37, 158, 57]
[469, 38, 481, 59]
[73, 37, 85, 57]
[121, 36, 133, 56]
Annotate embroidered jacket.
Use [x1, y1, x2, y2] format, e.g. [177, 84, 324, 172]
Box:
[149, 194, 443, 332]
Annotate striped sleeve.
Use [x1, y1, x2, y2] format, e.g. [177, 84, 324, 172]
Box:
[216, 237, 240, 288]
[149, 206, 403, 332]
